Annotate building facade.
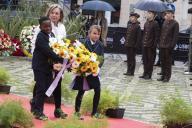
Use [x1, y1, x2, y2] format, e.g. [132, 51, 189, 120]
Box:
[74, 0, 192, 30]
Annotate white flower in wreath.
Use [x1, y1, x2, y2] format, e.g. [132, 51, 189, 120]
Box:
[73, 40, 82, 48]
[53, 48, 60, 54]
[72, 61, 80, 68]
[90, 54, 97, 62]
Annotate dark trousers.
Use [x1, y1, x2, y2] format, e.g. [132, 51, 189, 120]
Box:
[161, 48, 172, 80]
[32, 72, 62, 110]
[75, 88, 100, 115]
[33, 70, 52, 113]
[126, 47, 136, 74]
[143, 47, 156, 77]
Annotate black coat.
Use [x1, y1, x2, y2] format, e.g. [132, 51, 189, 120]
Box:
[159, 19, 179, 49]
[143, 20, 160, 48]
[72, 38, 104, 91]
[32, 31, 63, 74]
[125, 22, 141, 48]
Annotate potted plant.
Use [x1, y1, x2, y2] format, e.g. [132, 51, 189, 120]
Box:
[160, 94, 192, 128]
[0, 100, 33, 128]
[0, 67, 11, 94]
[105, 92, 126, 119]
[81, 88, 126, 118]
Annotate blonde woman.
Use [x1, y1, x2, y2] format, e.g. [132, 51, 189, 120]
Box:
[31, 4, 66, 54]
[30, 4, 67, 120]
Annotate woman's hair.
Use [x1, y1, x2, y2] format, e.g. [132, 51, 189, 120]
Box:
[88, 25, 101, 34]
[45, 4, 64, 22]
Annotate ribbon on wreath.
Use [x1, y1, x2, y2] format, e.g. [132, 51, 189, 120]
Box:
[70, 75, 90, 91]
[46, 59, 71, 97]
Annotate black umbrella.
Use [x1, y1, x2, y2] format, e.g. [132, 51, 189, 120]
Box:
[81, 0, 116, 12]
[134, 0, 168, 12]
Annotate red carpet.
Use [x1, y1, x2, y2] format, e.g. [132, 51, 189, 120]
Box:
[0, 94, 159, 128]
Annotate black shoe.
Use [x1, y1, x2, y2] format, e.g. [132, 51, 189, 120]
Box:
[124, 60, 127, 62]
[139, 75, 145, 78]
[154, 61, 160, 66]
[190, 78, 192, 80]
[124, 72, 134, 76]
[128, 73, 134, 76]
[33, 111, 48, 121]
[91, 113, 104, 119]
[54, 108, 68, 119]
[157, 72, 162, 75]
[163, 78, 169, 82]
[73, 112, 84, 120]
[157, 77, 164, 81]
[30, 99, 35, 113]
[144, 75, 151, 80]
[123, 72, 129, 76]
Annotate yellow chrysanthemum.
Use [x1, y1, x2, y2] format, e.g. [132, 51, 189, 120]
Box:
[52, 42, 60, 49]
[58, 49, 68, 58]
[64, 39, 71, 44]
[86, 61, 91, 68]
[76, 57, 82, 64]
[90, 62, 98, 74]
[80, 66, 88, 73]
[69, 47, 75, 53]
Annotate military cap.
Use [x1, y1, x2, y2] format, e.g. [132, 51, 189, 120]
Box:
[129, 13, 140, 18]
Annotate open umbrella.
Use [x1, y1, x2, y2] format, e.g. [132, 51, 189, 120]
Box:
[81, 0, 116, 12]
[134, 0, 168, 12]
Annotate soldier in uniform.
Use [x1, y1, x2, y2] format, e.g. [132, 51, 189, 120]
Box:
[157, 8, 179, 82]
[124, 13, 141, 76]
[139, 10, 160, 79]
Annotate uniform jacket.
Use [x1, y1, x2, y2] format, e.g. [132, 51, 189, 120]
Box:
[125, 22, 141, 48]
[143, 20, 160, 48]
[159, 19, 179, 49]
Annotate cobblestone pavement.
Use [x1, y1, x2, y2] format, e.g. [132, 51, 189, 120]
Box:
[0, 54, 191, 124]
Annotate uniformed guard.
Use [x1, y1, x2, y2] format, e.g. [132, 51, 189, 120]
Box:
[124, 13, 141, 76]
[139, 10, 160, 79]
[157, 8, 179, 82]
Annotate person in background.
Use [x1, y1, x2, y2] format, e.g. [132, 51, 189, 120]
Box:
[157, 8, 179, 82]
[154, 13, 164, 66]
[139, 10, 160, 79]
[123, 13, 141, 76]
[69, 4, 81, 19]
[92, 11, 108, 47]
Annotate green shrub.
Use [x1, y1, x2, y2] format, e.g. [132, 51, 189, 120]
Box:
[61, 72, 76, 103]
[44, 117, 108, 128]
[160, 94, 192, 125]
[81, 89, 119, 114]
[64, 15, 87, 40]
[0, 100, 33, 128]
[0, 67, 10, 85]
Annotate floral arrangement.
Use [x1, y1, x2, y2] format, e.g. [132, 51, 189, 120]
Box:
[0, 29, 16, 56]
[19, 25, 37, 57]
[49, 38, 100, 76]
